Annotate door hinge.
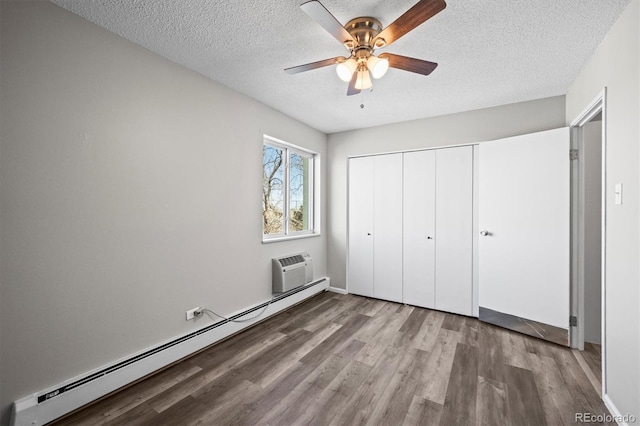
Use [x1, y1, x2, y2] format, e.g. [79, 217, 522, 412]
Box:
[570, 149, 579, 160]
[570, 316, 577, 326]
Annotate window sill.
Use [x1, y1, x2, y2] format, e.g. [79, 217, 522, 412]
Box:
[262, 232, 321, 244]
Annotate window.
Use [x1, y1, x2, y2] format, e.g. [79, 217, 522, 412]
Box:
[263, 136, 316, 240]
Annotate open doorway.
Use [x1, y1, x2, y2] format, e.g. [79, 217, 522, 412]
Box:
[570, 89, 607, 398]
[581, 115, 602, 348]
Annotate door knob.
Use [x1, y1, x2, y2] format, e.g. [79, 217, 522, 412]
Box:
[367, 233, 372, 236]
[427, 236, 433, 240]
[480, 230, 490, 236]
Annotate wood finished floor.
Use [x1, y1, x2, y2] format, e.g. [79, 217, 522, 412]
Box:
[52, 292, 612, 426]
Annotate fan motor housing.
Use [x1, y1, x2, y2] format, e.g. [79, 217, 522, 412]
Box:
[344, 17, 383, 50]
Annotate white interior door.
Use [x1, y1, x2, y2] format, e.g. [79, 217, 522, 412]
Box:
[373, 154, 403, 303]
[479, 127, 570, 346]
[403, 150, 436, 308]
[348, 156, 374, 297]
[435, 146, 474, 316]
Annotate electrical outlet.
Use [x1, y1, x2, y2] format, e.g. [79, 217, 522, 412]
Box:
[186, 307, 201, 321]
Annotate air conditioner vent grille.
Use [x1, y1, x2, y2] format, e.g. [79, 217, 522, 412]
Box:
[279, 255, 305, 267]
[273, 252, 313, 293]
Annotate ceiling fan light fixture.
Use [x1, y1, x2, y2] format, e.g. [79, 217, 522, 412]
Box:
[367, 55, 389, 79]
[289, 0, 446, 98]
[336, 58, 358, 82]
[355, 69, 372, 90]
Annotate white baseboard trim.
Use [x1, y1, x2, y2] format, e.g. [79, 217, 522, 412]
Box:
[10, 278, 330, 426]
[603, 393, 635, 426]
[327, 286, 347, 295]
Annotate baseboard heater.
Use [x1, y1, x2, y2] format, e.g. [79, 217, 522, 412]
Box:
[11, 277, 330, 426]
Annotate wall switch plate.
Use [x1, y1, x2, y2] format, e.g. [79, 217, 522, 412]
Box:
[186, 307, 200, 321]
[614, 183, 623, 205]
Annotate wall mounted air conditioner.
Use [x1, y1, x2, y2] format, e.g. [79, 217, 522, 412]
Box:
[272, 252, 313, 293]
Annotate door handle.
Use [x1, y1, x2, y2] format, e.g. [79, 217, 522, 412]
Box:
[480, 230, 491, 236]
[427, 236, 433, 240]
[367, 233, 372, 236]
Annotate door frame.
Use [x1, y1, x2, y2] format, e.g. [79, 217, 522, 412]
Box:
[569, 88, 607, 397]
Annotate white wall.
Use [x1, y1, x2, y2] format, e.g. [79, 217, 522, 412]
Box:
[327, 96, 566, 290]
[565, 0, 639, 418]
[0, 2, 327, 423]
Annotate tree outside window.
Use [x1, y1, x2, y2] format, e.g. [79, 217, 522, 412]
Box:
[263, 137, 315, 239]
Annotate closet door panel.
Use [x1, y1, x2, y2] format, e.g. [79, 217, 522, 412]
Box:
[403, 150, 436, 308]
[435, 146, 473, 316]
[348, 156, 374, 297]
[373, 154, 403, 303]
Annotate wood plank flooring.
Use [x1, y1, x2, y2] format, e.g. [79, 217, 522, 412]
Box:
[52, 292, 613, 426]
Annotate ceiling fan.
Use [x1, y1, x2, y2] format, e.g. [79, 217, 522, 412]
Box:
[285, 0, 446, 96]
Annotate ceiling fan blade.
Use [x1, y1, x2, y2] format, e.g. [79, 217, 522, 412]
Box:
[285, 57, 345, 74]
[380, 53, 438, 75]
[300, 1, 353, 45]
[374, 0, 446, 47]
[347, 71, 360, 96]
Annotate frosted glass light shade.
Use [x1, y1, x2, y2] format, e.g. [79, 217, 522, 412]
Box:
[336, 58, 358, 82]
[355, 70, 372, 90]
[367, 55, 389, 79]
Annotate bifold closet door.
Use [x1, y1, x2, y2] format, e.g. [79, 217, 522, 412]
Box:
[348, 154, 403, 302]
[347, 156, 374, 297]
[402, 146, 473, 314]
[403, 150, 436, 308]
[434, 146, 473, 316]
[373, 153, 403, 303]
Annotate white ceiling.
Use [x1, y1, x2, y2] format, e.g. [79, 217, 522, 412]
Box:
[51, 0, 631, 134]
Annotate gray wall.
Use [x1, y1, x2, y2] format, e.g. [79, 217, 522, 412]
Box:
[327, 96, 567, 291]
[582, 120, 602, 344]
[565, 0, 639, 418]
[0, 2, 327, 423]
[2, 0, 639, 423]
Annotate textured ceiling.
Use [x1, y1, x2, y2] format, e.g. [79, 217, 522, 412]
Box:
[51, 0, 631, 134]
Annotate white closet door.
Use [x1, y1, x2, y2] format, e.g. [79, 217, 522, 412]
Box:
[403, 150, 436, 308]
[373, 154, 403, 302]
[478, 128, 570, 345]
[347, 156, 374, 297]
[435, 146, 474, 316]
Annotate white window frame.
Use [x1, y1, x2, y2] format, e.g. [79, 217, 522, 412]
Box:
[262, 135, 318, 242]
